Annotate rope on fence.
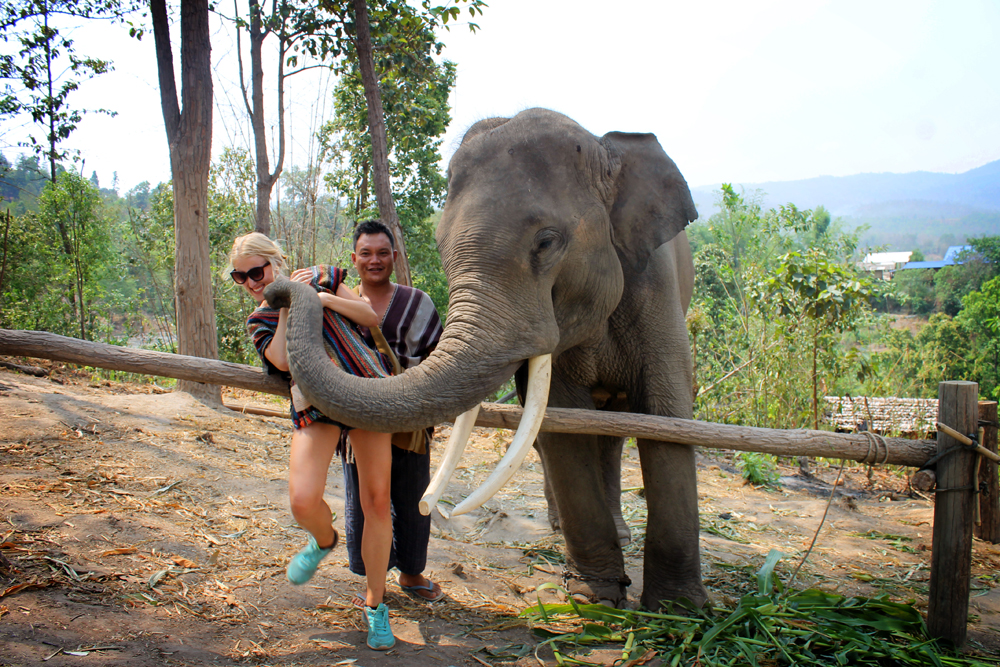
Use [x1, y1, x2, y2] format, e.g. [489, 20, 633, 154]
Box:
[931, 422, 992, 527]
[859, 431, 890, 465]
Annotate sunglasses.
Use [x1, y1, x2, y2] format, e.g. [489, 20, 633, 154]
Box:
[230, 262, 269, 284]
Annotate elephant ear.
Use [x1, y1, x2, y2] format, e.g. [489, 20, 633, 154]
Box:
[460, 117, 510, 145]
[601, 131, 698, 274]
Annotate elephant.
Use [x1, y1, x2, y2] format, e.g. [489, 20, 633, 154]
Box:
[266, 107, 708, 610]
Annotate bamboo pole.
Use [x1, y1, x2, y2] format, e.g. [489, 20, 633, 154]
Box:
[975, 401, 999, 543]
[0, 328, 936, 466]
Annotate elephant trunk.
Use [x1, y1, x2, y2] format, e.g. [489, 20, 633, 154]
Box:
[265, 279, 523, 432]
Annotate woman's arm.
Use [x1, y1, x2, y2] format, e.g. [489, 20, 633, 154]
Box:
[263, 306, 290, 372]
[288, 267, 380, 328]
[323, 283, 380, 328]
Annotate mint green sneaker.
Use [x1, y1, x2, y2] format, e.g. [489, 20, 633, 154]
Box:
[286, 532, 337, 585]
[364, 603, 395, 650]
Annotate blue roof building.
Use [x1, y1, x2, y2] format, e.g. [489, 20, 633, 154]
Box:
[900, 245, 973, 270]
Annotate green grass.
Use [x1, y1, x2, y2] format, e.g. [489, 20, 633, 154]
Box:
[520, 550, 999, 666]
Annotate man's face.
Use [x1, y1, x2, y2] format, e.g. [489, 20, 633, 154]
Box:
[352, 232, 396, 286]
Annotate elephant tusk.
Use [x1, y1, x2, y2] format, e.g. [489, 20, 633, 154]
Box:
[448, 354, 552, 518]
[419, 404, 481, 517]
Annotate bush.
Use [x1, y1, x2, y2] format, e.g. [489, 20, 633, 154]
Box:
[736, 452, 780, 487]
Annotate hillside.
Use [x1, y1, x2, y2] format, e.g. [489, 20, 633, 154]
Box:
[690, 159, 1000, 254]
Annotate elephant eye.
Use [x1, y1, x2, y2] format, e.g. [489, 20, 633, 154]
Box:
[531, 228, 565, 273]
[533, 229, 562, 252]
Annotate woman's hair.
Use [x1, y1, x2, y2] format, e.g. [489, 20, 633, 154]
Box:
[224, 232, 289, 279]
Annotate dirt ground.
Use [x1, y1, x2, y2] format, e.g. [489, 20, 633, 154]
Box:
[3, 361, 1000, 666]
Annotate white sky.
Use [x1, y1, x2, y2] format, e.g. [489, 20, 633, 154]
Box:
[1, 0, 998, 194]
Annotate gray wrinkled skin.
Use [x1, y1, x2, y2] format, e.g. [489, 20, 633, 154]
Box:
[267, 108, 708, 610]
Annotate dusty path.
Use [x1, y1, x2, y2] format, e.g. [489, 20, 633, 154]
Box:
[2, 364, 1000, 666]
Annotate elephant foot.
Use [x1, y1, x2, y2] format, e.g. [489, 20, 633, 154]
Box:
[640, 581, 709, 612]
[564, 570, 630, 608]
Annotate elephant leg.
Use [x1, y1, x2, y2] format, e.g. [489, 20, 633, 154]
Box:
[537, 431, 627, 606]
[636, 438, 708, 609]
[540, 448, 562, 532]
[600, 436, 630, 546]
[540, 437, 629, 544]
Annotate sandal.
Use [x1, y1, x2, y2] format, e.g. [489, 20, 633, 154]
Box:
[397, 575, 446, 603]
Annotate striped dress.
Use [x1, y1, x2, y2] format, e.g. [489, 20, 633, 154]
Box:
[246, 265, 391, 429]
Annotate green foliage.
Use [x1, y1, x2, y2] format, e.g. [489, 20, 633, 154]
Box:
[691, 187, 873, 430]
[272, 163, 353, 270]
[763, 249, 880, 327]
[935, 264, 980, 316]
[761, 249, 883, 427]
[318, 24, 456, 313]
[957, 275, 1000, 400]
[736, 452, 780, 488]
[0, 172, 137, 340]
[0, 0, 137, 180]
[409, 210, 448, 311]
[0, 149, 277, 366]
[520, 553, 990, 666]
[890, 267, 936, 314]
[683, 187, 1000, 424]
[118, 183, 176, 350]
[128, 149, 265, 365]
[0, 153, 50, 213]
[277, 0, 485, 71]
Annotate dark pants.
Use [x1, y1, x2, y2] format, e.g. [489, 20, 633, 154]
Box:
[340, 442, 431, 577]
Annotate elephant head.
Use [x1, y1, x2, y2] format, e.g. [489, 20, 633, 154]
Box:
[267, 108, 706, 609]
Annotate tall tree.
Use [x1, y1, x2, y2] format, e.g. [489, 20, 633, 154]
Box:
[320, 39, 455, 309]
[226, 0, 482, 279]
[1, 0, 138, 183]
[232, 0, 294, 235]
[349, 0, 409, 284]
[151, 0, 220, 403]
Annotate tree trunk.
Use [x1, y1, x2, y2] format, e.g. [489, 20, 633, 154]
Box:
[243, 0, 286, 235]
[151, 0, 221, 404]
[812, 323, 819, 431]
[44, 4, 57, 185]
[976, 401, 1000, 543]
[350, 0, 411, 286]
[0, 210, 11, 320]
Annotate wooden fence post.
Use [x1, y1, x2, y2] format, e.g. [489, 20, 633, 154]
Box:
[975, 401, 1000, 543]
[928, 381, 979, 646]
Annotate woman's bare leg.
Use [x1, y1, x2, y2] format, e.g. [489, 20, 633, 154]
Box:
[288, 422, 341, 548]
[349, 429, 393, 607]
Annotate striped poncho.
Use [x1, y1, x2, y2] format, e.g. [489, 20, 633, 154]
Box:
[246, 265, 391, 428]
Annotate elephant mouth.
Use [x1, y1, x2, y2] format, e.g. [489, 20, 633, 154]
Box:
[419, 354, 552, 518]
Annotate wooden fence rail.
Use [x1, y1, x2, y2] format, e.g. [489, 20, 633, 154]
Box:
[0, 328, 935, 466]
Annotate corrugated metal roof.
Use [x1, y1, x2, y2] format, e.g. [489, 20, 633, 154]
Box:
[901, 260, 947, 269]
[900, 245, 973, 271]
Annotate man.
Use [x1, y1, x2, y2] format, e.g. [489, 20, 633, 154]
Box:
[342, 219, 445, 602]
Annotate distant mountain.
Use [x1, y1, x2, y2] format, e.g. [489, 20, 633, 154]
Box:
[689, 160, 1000, 256]
[690, 159, 1000, 216]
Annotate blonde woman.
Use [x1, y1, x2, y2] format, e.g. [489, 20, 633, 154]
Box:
[226, 232, 396, 650]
